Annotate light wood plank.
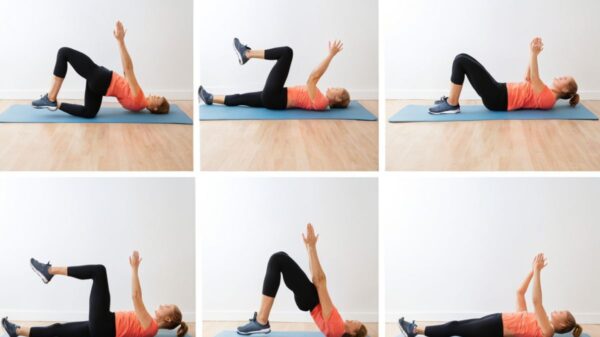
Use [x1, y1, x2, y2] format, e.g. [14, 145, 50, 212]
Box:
[200, 100, 378, 171]
[0, 100, 193, 171]
[386, 100, 600, 171]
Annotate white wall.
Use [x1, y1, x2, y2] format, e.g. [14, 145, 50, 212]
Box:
[383, 177, 600, 324]
[0, 0, 193, 100]
[0, 178, 195, 322]
[196, 0, 378, 99]
[384, 0, 600, 99]
[199, 177, 378, 322]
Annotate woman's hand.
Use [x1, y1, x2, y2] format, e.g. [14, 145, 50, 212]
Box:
[532, 253, 547, 273]
[530, 37, 544, 56]
[129, 250, 142, 269]
[328, 40, 344, 57]
[113, 21, 127, 41]
[302, 223, 319, 248]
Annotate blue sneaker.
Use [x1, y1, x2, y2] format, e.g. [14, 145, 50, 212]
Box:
[429, 100, 460, 114]
[30, 258, 54, 284]
[198, 86, 213, 105]
[434, 96, 448, 105]
[2, 317, 20, 337]
[237, 312, 271, 335]
[399, 317, 417, 337]
[32, 94, 58, 111]
[233, 38, 251, 65]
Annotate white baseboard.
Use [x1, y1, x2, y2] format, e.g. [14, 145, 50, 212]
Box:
[386, 89, 600, 100]
[0, 309, 196, 322]
[0, 90, 193, 101]
[202, 86, 378, 100]
[203, 310, 378, 323]
[385, 311, 600, 324]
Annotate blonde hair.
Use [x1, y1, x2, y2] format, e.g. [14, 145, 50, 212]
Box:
[163, 306, 188, 337]
[559, 79, 579, 107]
[556, 311, 582, 337]
[331, 89, 351, 109]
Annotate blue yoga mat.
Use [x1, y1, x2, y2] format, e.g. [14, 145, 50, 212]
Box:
[395, 333, 588, 337]
[389, 102, 598, 123]
[214, 332, 325, 337]
[199, 101, 377, 121]
[156, 329, 192, 337]
[0, 104, 192, 124]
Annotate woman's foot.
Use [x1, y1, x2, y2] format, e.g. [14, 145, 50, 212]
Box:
[30, 258, 54, 284]
[198, 86, 214, 105]
[237, 312, 271, 335]
[2, 317, 20, 337]
[233, 38, 251, 65]
[398, 317, 417, 337]
[429, 100, 460, 114]
[31, 94, 58, 111]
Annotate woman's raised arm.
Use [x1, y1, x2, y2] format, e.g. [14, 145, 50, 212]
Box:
[528, 37, 545, 92]
[306, 41, 343, 101]
[531, 253, 554, 337]
[303, 223, 335, 320]
[113, 21, 141, 96]
[129, 251, 154, 329]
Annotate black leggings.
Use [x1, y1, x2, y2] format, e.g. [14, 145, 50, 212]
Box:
[262, 251, 319, 311]
[224, 47, 293, 110]
[53, 47, 113, 118]
[451, 54, 508, 111]
[424, 313, 503, 337]
[30, 265, 116, 337]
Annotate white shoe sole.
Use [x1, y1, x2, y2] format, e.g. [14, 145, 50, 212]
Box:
[33, 105, 58, 111]
[237, 328, 271, 335]
[429, 109, 460, 115]
[30, 261, 50, 284]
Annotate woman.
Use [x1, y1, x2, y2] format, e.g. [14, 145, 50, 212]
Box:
[398, 253, 583, 337]
[430, 37, 579, 114]
[236, 223, 367, 337]
[2, 251, 188, 337]
[31, 21, 169, 118]
[198, 38, 350, 111]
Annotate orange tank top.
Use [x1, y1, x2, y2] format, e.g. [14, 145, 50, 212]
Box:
[310, 304, 345, 337]
[105, 72, 147, 112]
[502, 312, 544, 337]
[115, 311, 158, 337]
[506, 82, 555, 111]
[287, 86, 330, 111]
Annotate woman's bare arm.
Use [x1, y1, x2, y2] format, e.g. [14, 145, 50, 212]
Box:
[113, 21, 141, 96]
[306, 41, 343, 101]
[531, 253, 554, 337]
[130, 251, 153, 329]
[528, 37, 545, 93]
[516, 269, 534, 312]
[303, 223, 335, 320]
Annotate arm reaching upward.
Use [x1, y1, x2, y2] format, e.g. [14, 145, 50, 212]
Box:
[303, 223, 334, 320]
[516, 268, 534, 312]
[306, 41, 343, 101]
[129, 251, 154, 329]
[528, 37, 545, 93]
[531, 253, 554, 337]
[113, 21, 141, 96]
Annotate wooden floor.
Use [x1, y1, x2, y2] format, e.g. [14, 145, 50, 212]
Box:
[385, 322, 599, 337]
[204, 321, 379, 337]
[0, 100, 193, 171]
[12, 321, 196, 337]
[200, 100, 378, 171]
[386, 100, 600, 171]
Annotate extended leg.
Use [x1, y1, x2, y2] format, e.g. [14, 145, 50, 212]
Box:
[28, 322, 90, 337]
[422, 314, 503, 337]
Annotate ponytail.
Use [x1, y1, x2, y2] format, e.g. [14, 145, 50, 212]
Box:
[176, 322, 188, 337]
[572, 324, 583, 337]
[569, 93, 580, 107]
